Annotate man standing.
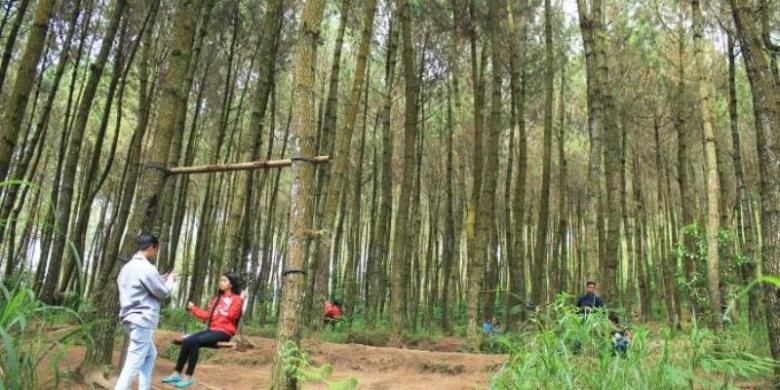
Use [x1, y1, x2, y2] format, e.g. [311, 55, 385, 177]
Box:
[115, 233, 175, 390]
[576, 281, 605, 315]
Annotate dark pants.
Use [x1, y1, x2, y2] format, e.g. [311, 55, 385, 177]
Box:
[324, 316, 338, 329]
[175, 330, 230, 375]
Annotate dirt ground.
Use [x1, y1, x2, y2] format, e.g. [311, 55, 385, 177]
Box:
[54, 330, 506, 389]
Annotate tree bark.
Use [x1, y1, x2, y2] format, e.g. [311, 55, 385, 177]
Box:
[576, 0, 605, 287]
[0, 0, 30, 95]
[0, 0, 54, 182]
[223, 0, 285, 274]
[691, 0, 723, 331]
[269, 0, 325, 387]
[556, 55, 568, 295]
[532, 0, 554, 308]
[40, 0, 127, 305]
[466, 0, 504, 349]
[730, 0, 780, 376]
[390, 0, 418, 334]
[367, 14, 397, 323]
[306, 0, 350, 321]
[441, 54, 456, 331]
[85, 0, 201, 367]
[0, 0, 82, 250]
[726, 20, 760, 326]
[634, 153, 651, 322]
[311, 0, 377, 327]
[508, 0, 530, 326]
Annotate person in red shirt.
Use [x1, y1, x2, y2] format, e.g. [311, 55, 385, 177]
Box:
[162, 272, 243, 388]
[323, 300, 342, 329]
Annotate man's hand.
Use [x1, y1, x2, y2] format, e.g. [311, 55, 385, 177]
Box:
[163, 271, 176, 282]
[187, 301, 195, 310]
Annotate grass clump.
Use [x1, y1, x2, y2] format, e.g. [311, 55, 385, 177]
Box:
[281, 340, 358, 390]
[0, 281, 92, 389]
[490, 296, 775, 389]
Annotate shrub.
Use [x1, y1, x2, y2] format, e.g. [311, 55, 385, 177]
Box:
[490, 296, 775, 389]
[0, 282, 92, 389]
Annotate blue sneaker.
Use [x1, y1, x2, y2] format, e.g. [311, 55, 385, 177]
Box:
[175, 379, 194, 388]
[161, 374, 181, 384]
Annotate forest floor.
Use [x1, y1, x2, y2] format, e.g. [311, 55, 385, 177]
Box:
[53, 329, 506, 389]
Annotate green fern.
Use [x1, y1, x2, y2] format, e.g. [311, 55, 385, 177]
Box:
[280, 341, 358, 390]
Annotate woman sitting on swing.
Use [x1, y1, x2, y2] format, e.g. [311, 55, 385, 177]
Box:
[162, 272, 243, 388]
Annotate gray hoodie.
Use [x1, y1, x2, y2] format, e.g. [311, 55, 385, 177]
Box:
[117, 254, 174, 328]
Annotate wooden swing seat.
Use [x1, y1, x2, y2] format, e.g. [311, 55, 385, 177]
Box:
[171, 335, 236, 349]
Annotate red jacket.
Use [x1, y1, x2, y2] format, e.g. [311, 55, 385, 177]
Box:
[190, 292, 243, 337]
[324, 303, 342, 319]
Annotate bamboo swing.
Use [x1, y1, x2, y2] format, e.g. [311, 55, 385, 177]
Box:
[167, 155, 328, 351]
[171, 291, 251, 351]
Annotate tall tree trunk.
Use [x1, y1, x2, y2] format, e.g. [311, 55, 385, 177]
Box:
[674, 17, 702, 322]
[464, 1, 487, 328]
[532, 0, 554, 308]
[577, 0, 603, 285]
[188, 2, 238, 303]
[157, 0, 216, 266]
[312, 0, 377, 327]
[654, 114, 677, 328]
[556, 57, 568, 295]
[62, 11, 150, 293]
[305, 0, 349, 321]
[503, 0, 516, 320]
[621, 122, 635, 312]
[84, 0, 201, 368]
[269, 0, 325, 387]
[508, 0, 529, 326]
[0, 0, 54, 183]
[0, 0, 30, 95]
[0, 0, 81, 248]
[256, 102, 291, 322]
[390, 0, 418, 333]
[691, 0, 723, 331]
[726, 21, 760, 326]
[634, 153, 651, 322]
[467, 0, 504, 349]
[367, 14, 397, 323]
[40, 0, 127, 305]
[345, 72, 371, 317]
[441, 61, 457, 332]
[224, 0, 285, 275]
[595, 5, 621, 306]
[730, 0, 780, 376]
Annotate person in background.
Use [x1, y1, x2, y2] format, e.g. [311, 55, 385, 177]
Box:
[162, 272, 244, 389]
[576, 281, 605, 315]
[609, 312, 632, 357]
[115, 233, 175, 390]
[324, 300, 342, 329]
[482, 316, 494, 335]
[491, 317, 502, 334]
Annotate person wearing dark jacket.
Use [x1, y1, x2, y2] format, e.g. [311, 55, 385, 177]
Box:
[162, 272, 243, 389]
[576, 281, 605, 315]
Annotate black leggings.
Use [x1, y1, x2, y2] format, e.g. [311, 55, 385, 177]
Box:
[175, 330, 230, 375]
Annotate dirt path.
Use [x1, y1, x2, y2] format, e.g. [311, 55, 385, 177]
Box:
[57, 330, 505, 389]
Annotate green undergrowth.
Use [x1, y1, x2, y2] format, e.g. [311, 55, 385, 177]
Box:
[490, 296, 775, 389]
[0, 280, 93, 390]
[281, 340, 358, 389]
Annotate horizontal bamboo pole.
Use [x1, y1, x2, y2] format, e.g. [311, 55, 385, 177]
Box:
[164, 156, 329, 175]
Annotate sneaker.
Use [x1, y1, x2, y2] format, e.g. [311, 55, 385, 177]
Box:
[175, 379, 194, 388]
[161, 374, 181, 384]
